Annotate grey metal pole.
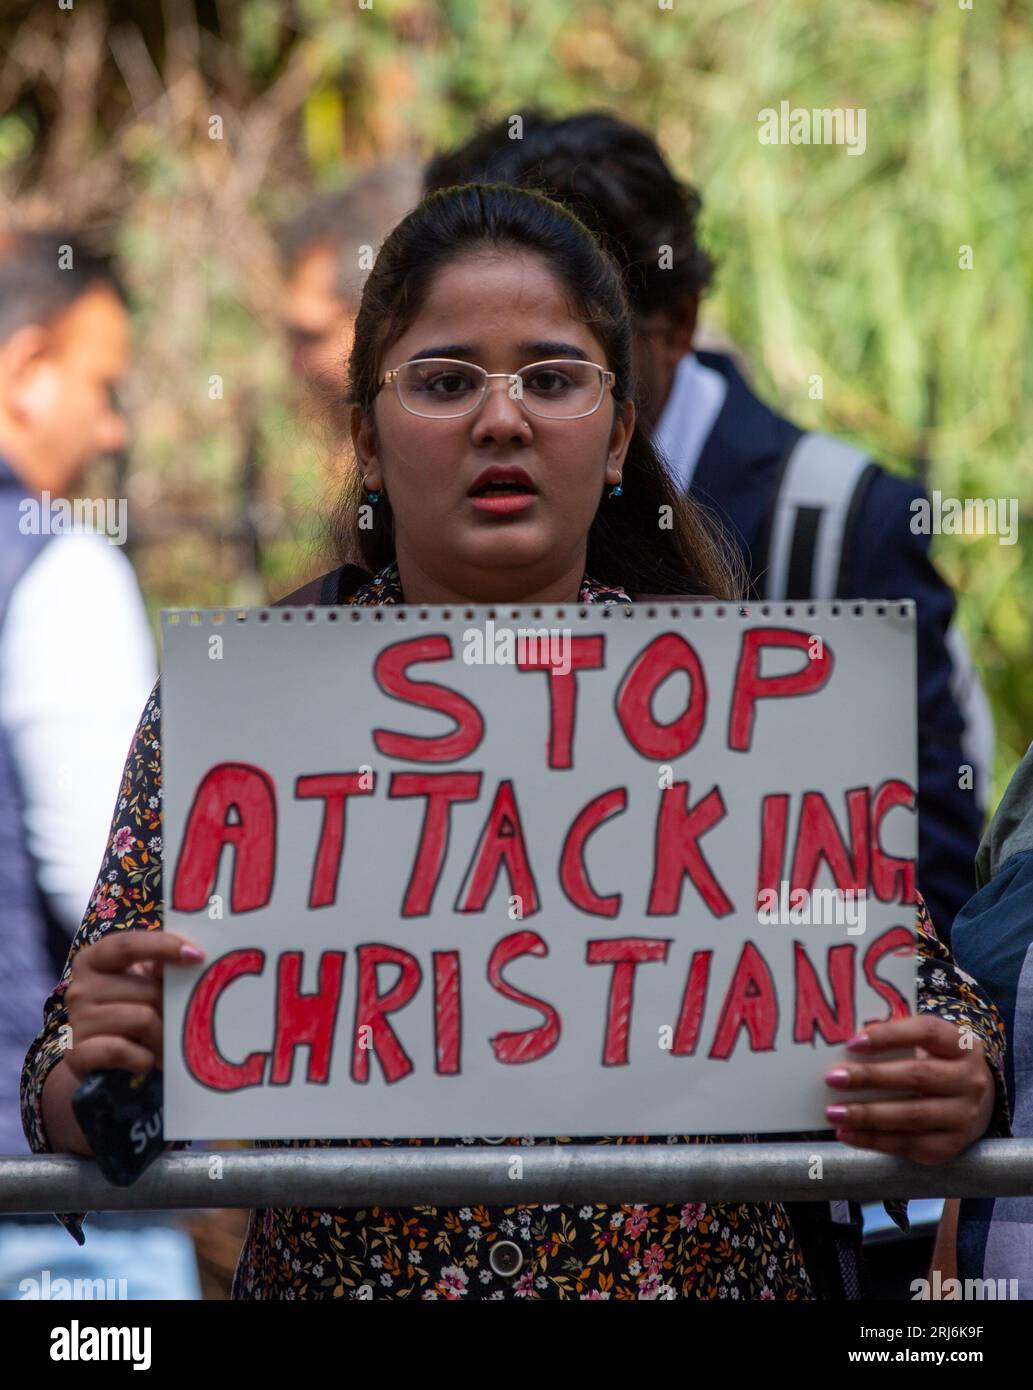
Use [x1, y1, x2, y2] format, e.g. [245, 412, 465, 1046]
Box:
[2, 1141, 1032, 1214]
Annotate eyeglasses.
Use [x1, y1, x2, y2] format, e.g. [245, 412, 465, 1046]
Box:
[379, 357, 616, 420]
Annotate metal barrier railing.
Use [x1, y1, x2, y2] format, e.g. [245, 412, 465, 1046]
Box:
[2, 1141, 1032, 1214]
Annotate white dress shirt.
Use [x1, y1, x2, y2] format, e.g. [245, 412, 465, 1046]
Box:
[652, 351, 729, 493]
[0, 532, 156, 934]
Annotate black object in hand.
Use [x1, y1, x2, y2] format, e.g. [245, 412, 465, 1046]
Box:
[71, 1069, 165, 1187]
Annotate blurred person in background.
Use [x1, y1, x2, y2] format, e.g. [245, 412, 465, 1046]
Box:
[424, 110, 993, 949]
[0, 228, 198, 1299]
[277, 158, 422, 406]
[424, 112, 997, 1298]
[937, 738, 1033, 1298]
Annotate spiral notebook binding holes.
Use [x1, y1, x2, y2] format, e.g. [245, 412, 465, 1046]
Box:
[161, 599, 915, 625]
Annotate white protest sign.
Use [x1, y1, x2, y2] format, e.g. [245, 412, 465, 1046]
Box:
[160, 600, 917, 1140]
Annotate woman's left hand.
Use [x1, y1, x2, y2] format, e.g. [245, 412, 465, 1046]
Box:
[824, 1014, 996, 1165]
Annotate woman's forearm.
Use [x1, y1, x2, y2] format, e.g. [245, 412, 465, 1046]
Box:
[40, 1057, 93, 1156]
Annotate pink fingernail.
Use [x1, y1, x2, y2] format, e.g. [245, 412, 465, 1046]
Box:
[825, 1069, 851, 1086]
[847, 1033, 871, 1050]
[180, 945, 205, 962]
[825, 1104, 849, 1121]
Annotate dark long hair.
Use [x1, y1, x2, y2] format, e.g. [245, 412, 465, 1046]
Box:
[325, 183, 742, 600]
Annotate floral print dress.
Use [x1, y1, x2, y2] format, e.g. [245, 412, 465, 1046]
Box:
[21, 565, 1010, 1300]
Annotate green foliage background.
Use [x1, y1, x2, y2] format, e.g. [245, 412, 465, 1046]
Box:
[0, 0, 1030, 800]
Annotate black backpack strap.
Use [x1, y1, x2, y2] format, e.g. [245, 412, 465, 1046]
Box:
[325, 563, 372, 603]
[273, 563, 372, 608]
[784, 1198, 867, 1300]
[320, 568, 344, 604]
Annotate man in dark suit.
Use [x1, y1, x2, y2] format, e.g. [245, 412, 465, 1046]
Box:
[424, 109, 991, 948]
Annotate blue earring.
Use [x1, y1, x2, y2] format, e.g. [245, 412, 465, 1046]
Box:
[367, 491, 381, 505]
[609, 481, 623, 499]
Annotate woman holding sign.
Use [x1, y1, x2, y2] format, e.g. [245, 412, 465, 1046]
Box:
[22, 184, 1008, 1300]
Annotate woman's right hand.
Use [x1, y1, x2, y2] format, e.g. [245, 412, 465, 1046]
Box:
[62, 932, 205, 1082]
